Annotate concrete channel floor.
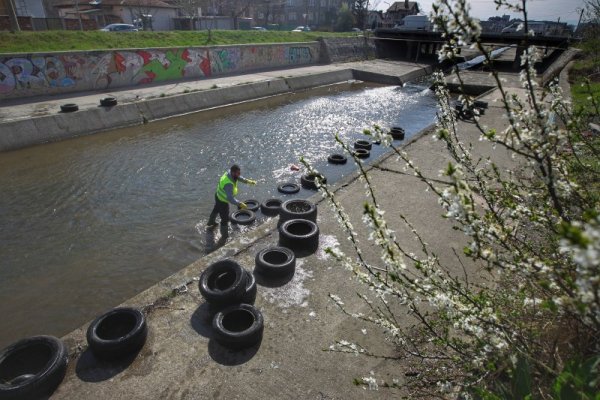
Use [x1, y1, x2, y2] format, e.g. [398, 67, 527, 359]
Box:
[42, 67, 530, 399]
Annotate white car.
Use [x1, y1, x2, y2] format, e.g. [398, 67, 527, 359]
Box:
[252, 27, 268, 31]
[291, 26, 311, 32]
[100, 24, 138, 32]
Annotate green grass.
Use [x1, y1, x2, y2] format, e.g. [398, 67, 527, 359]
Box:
[0, 30, 356, 53]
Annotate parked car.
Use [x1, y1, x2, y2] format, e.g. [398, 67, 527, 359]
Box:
[393, 15, 431, 31]
[351, 27, 362, 32]
[100, 24, 139, 32]
[252, 26, 268, 31]
[291, 26, 311, 32]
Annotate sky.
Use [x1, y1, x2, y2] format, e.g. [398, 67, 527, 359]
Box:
[375, 0, 586, 25]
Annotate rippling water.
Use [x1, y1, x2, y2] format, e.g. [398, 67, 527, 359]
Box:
[0, 82, 437, 347]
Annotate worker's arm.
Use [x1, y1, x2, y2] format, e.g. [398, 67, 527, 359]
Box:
[223, 183, 240, 206]
[239, 176, 257, 185]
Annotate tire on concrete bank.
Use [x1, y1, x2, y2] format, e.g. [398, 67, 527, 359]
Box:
[199, 259, 246, 306]
[354, 139, 372, 150]
[241, 270, 257, 305]
[0, 336, 68, 400]
[279, 199, 317, 226]
[60, 103, 78, 113]
[212, 304, 264, 350]
[260, 198, 282, 216]
[277, 183, 300, 195]
[86, 307, 148, 361]
[278, 219, 319, 257]
[300, 173, 327, 190]
[239, 199, 259, 212]
[255, 246, 296, 278]
[390, 127, 405, 140]
[353, 148, 370, 158]
[230, 210, 256, 225]
[327, 154, 347, 164]
[100, 97, 118, 107]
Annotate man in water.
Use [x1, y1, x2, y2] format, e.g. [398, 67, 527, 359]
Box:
[207, 164, 256, 238]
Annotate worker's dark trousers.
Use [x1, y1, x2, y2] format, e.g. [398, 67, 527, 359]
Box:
[208, 194, 229, 237]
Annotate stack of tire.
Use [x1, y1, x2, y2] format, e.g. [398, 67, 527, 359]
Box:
[198, 259, 262, 350]
[277, 199, 319, 258]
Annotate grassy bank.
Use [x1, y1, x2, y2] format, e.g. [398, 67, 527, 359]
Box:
[0, 30, 356, 53]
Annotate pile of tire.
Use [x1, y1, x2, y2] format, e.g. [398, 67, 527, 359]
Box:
[277, 199, 319, 258]
[198, 259, 263, 350]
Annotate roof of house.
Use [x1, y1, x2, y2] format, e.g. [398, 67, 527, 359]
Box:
[387, 1, 419, 12]
[53, 0, 177, 9]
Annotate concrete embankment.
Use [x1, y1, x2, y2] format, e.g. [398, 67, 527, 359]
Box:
[0, 60, 435, 152]
[50, 67, 531, 400]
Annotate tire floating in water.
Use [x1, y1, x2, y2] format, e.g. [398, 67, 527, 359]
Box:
[354, 139, 372, 150]
[390, 127, 405, 140]
[86, 307, 148, 361]
[300, 173, 327, 190]
[0, 335, 68, 399]
[277, 182, 300, 195]
[239, 199, 259, 212]
[353, 148, 370, 158]
[230, 210, 256, 225]
[327, 154, 347, 164]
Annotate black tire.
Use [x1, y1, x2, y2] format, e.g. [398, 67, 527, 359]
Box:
[230, 210, 256, 225]
[60, 103, 78, 113]
[255, 246, 296, 277]
[277, 183, 300, 194]
[199, 259, 247, 306]
[328, 153, 347, 164]
[0, 336, 68, 400]
[239, 199, 259, 212]
[241, 270, 257, 305]
[260, 198, 282, 216]
[354, 139, 372, 150]
[100, 97, 117, 107]
[390, 127, 405, 140]
[300, 173, 327, 190]
[474, 100, 488, 109]
[354, 148, 370, 158]
[212, 304, 264, 350]
[86, 307, 147, 361]
[278, 219, 319, 257]
[279, 199, 317, 226]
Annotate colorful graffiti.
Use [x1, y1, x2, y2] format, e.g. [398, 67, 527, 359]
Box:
[0, 44, 316, 99]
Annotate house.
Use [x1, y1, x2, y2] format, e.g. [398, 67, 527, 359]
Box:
[52, 0, 178, 30]
[385, 0, 418, 26]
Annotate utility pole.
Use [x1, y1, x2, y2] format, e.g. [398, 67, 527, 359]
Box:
[6, 0, 21, 31]
[575, 8, 584, 35]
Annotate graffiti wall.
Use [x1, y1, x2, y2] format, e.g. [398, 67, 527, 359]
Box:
[0, 43, 319, 100]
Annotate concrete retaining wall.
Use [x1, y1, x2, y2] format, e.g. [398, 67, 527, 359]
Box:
[320, 37, 376, 64]
[0, 43, 320, 100]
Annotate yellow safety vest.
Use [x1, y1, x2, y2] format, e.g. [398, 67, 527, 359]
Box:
[216, 172, 238, 203]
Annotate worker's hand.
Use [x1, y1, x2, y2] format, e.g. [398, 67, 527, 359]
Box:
[239, 202, 248, 210]
[247, 179, 257, 185]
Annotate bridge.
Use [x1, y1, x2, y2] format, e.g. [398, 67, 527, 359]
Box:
[373, 29, 576, 65]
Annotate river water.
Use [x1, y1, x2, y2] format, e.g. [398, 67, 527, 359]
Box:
[0, 81, 438, 347]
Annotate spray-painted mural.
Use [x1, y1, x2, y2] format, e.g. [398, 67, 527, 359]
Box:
[0, 44, 317, 99]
